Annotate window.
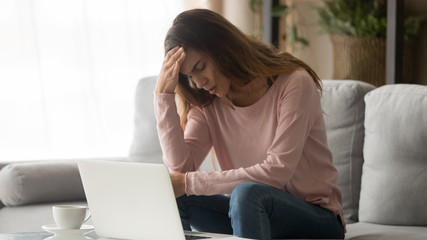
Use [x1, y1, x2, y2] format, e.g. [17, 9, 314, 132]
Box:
[0, 0, 183, 161]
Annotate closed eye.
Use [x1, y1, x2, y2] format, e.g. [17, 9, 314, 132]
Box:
[195, 62, 206, 72]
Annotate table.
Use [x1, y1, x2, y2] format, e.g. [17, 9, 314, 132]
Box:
[0, 231, 243, 240]
[0, 232, 99, 240]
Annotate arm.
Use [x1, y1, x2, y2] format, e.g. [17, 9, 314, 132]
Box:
[154, 94, 212, 173]
[154, 47, 212, 195]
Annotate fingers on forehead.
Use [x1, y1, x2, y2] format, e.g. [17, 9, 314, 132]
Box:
[166, 47, 185, 62]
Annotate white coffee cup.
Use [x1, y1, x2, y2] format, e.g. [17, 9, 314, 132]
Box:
[53, 205, 91, 229]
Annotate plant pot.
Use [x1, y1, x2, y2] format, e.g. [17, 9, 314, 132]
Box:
[330, 34, 414, 86]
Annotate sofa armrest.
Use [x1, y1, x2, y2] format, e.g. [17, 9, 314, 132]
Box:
[0, 161, 85, 206]
[0, 158, 125, 207]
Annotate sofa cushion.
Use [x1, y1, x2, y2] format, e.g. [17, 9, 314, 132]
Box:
[359, 84, 427, 225]
[321, 80, 375, 223]
[345, 222, 427, 240]
[0, 161, 86, 206]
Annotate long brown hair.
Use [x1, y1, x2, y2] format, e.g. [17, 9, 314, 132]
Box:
[164, 9, 321, 128]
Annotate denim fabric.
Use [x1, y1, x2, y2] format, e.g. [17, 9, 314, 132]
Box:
[176, 194, 233, 234]
[177, 182, 344, 239]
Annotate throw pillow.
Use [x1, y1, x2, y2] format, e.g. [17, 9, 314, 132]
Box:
[359, 84, 427, 225]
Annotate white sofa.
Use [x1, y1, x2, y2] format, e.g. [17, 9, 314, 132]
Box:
[0, 76, 426, 240]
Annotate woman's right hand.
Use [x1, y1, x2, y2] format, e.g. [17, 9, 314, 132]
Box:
[155, 47, 186, 94]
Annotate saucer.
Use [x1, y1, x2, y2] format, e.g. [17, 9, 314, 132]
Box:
[44, 235, 94, 240]
[42, 224, 95, 236]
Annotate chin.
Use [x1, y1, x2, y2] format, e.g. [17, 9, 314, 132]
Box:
[215, 92, 225, 98]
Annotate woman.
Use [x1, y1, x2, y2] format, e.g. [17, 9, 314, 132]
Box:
[154, 9, 345, 239]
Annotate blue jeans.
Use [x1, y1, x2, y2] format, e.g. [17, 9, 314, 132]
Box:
[176, 182, 345, 239]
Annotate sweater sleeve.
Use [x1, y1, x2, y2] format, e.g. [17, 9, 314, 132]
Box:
[153, 93, 212, 173]
[185, 71, 323, 195]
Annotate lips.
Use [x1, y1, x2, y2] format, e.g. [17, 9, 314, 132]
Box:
[207, 86, 217, 95]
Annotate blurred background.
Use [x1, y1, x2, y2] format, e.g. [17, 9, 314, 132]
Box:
[0, 0, 425, 162]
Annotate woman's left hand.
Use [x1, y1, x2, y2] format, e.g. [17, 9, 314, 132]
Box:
[170, 172, 186, 198]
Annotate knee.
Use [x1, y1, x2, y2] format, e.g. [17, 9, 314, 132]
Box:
[229, 182, 268, 216]
[231, 182, 262, 201]
[232, 182, 269, 199]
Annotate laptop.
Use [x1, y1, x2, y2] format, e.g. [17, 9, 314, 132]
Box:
[78, 160, 233, 240]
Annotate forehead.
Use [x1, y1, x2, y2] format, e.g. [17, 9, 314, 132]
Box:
[180, 48, 203, 75]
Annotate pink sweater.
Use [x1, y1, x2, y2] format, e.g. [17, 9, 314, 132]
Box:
[154, 70, 344, 225]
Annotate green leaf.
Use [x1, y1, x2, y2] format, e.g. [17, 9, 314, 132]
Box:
[287, 25, 310, 46]
[249, 0, 263, 13]
[272, 5, 288, 17]
[314, 0, 424, 38]
[288, 25, 298, 43]
[297, 38, 309, 46]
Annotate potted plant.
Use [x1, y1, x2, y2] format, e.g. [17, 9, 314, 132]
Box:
[315, 0, 424, 86]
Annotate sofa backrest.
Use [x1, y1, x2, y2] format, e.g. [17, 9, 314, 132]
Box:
[129, 77, 379, 224]
[321, 80, 375, 223]
[129, 76, 164, 164]
[359, 84, 427, 226]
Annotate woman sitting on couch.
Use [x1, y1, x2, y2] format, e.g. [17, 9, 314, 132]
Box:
[153, 8, 345, 239]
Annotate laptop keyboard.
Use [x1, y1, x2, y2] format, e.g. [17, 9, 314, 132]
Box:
[185, 234, 212, 239]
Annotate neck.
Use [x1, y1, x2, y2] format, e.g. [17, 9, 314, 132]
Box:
[228, 78, 269, 107]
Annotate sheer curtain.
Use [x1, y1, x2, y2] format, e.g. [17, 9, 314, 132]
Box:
[0, 0, 183, 161]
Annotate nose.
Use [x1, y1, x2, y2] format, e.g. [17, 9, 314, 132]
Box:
[191, 76, 208, 89]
